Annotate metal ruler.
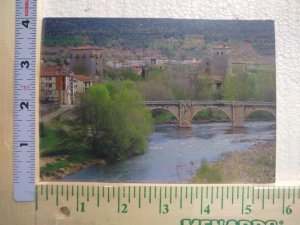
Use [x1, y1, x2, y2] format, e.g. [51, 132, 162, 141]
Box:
[14, 0, 37, 201]
[35, 184, 300, 224]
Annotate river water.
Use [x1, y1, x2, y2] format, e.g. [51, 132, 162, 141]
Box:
[63, 121, 275, 183]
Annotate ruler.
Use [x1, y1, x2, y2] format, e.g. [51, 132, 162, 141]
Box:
[14, 0, 37, 201]
[35, 184, 300, 224]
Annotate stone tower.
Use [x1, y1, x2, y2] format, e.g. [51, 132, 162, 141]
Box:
[211, 44, 232, 81]
[69, 46, 103, 78]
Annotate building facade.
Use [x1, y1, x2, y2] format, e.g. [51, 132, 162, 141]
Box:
[211, 45, 232, 81]
[68, 46, 103, 79]
[40, 66, 73, 105]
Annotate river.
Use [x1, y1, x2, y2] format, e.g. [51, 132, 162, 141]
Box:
[63, 121, 275, 183]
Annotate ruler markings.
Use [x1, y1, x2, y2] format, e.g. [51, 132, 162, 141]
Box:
[211, 186, 214, 204]
[46, 185, 48, 201]
[66, 185, 68, 201]
[180, 186, 183, 209]
[282, 188, 285, 215]
[221, 187, 224, 209]
[56, 186, 59, 206]
[200, 186, 203, 214]
[159, 187, 162, 214]
[107, 187, 110, 203]
[272, 187, 275, 204]
[144, 186, 147, 199]
[262, 188, 265, 209]
[14, 0, 37, 202]
[216, 186, 219, 199]
[206, 186, 208, 199]
[128, 186, 131, 203]
[164, 187, 167, 199]
[293, 187, 295, 204]
[149, 186, 152, 204]
[190, 187, 193, 204]
[185, 186, 188, 199]
[175, 186, 177, 199]
[103, 186, 105, 198]
[196, 186, 198, 199]
[288, 186, 291, 199]
[169, 186, 172, 204]
[34, 184, 300, 218]
[252, 186, 255, 204]
[231, 186, 234, 204]
[138, 186, 141, 208]
[117, 187, 120, 213]
[242, 186, 244, 215]
[97, 186, 100, 207]
[35, 186, 38, 210]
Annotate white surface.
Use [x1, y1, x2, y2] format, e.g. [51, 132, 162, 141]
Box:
[41, 0, 300, 184]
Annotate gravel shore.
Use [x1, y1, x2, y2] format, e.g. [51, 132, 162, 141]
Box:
[193, 141, 276, 183]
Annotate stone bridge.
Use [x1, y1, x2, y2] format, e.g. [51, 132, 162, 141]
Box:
[145, 100, 276, 127]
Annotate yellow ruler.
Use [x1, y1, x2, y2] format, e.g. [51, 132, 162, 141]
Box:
[35, 184, 300, 225]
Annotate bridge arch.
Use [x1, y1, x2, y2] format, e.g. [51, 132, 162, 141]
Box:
[148, 107, 179, 121]
[191, 106, 232, 122]
[244, 108, 276, 121]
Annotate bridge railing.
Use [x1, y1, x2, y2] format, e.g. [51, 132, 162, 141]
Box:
[144, 100, 276, 106]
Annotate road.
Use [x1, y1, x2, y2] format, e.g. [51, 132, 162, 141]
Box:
[40, 105, 74, 123]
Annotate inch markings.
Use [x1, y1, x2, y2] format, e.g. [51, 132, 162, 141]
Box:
[35, 184, 300, 222]
[14, 0, 36, 202]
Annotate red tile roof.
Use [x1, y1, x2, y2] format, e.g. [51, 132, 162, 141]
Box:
[69, 46, 101, 51]
[40, 66, 73, 77]
[73, 75, 93, 82]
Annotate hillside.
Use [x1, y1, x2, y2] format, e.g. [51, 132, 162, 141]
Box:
[42, 18, 275, 61]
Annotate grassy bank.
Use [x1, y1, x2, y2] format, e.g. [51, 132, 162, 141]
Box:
[192, 141, 275, 184]
[40, 115, 103, 180]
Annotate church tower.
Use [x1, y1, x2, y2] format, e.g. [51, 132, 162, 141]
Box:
[68, 46, 103, 79]
[211, 44, 232, 81]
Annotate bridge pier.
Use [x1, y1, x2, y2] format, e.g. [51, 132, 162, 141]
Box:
[232, 105, 245, 128]
[179, 104, 192, 127]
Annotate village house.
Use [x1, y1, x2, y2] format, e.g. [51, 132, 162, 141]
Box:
[40, 66, 73, 105]
[40, 65, 94, 105]
[106, 61, 122, 69]
[70, 74, 93, 104]
[71, 75, 93, 94]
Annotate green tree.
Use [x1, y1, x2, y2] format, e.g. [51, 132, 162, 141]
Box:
[75, 82, 152, 160]
[191, 78, 216, 100]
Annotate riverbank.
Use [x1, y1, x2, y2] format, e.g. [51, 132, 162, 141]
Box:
[192, 141, 275, 184]
[40, 156, 107, 181]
